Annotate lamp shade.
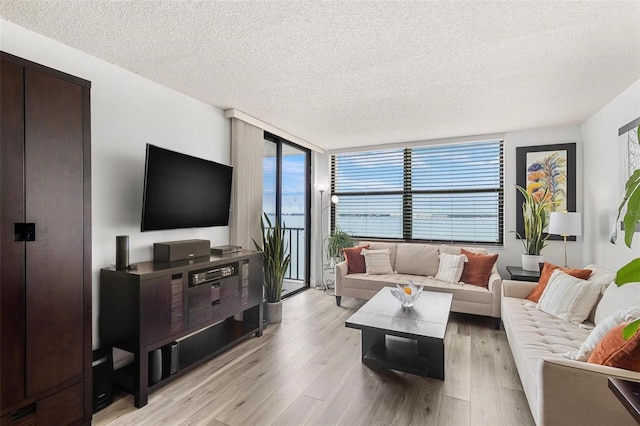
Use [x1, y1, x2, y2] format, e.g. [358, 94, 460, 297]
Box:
[548, 211, 582, 236]
[314, 182, 329, 192]
[330, 195, 339, 204]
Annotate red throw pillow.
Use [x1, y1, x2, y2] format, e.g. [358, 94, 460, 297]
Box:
[588, 323, 640, 371]
[526, 262, 592, 303]
[460, 249, 498, 287]
[342, 245, 369, 274]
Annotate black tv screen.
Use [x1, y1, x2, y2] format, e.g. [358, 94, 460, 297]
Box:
[141, 144, 233, 231]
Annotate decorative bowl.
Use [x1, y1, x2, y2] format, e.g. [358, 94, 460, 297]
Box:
[389, 281, 423, 307]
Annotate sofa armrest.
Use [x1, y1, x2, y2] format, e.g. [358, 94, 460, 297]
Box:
[335, 261, 348, 296]
[502, 279, 537, 299]
[487, 271, 502, 318]
[539, 357, 640, 425]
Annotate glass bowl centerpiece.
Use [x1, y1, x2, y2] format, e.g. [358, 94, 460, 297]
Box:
[389, 281, 424, 308]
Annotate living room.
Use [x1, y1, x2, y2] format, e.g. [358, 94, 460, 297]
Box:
[1, 2, 639, 425]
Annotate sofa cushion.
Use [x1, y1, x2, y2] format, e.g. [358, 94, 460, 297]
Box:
[460, 248, 498, 287]
[341, 273, 492, 304]
[595, 281, 640, 325]
[526, 262, 592, 303]
[588, 322, 640, 371]
[585, 264, 616, 286]
[567, 306, 640, 361]
[435, 253, 466, 283]
[394, 243, 439, 276]
[537, 270, 602, 324]
[502, 297, 590, 372]
[343, 245, 369, 274]
[361, 248, 394, 275]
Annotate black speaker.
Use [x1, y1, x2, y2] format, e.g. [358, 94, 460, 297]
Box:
[92, 347, 113, 413]
[149, 349, 162, 385]
[116, 235, 129, 270]
[153, 239, 210, 262]
[162, 342, 179, 378]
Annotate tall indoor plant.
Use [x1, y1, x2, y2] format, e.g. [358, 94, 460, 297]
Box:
[253, 213, 291, 324]
[515, 184, 555, 270]
[610, 125, 640, 339]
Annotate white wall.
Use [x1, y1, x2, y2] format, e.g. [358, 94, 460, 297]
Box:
[582, 79, 640, 270]
[1, 20, 231, 348]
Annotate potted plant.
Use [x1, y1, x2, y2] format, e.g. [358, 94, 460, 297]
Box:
[515, 184, 555, 271]
[326, 227, 354, 265]
[610, 125, 640, 339]
[253, 213, 291, 324]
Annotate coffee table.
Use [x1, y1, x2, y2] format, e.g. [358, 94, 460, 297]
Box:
[345, 288, 452, 380]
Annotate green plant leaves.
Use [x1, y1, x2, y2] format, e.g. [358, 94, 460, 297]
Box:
[515, 184, 555, 255]
[623, 318, 640, 340]
[253, 212, 291, 303]
[615, 256, 640, 286]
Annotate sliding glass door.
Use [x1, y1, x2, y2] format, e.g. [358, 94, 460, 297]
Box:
[263, 133, 310, 297]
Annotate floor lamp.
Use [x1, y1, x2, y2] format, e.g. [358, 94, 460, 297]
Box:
[315, 183, 338, 290]
[548, 211, 582, 267]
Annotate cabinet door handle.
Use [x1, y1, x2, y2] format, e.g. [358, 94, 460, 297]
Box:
[14, 223, 35, 241]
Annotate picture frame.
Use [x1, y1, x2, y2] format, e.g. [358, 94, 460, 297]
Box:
[516, 143, 576, 241]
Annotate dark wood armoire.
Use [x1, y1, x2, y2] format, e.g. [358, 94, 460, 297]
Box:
[0, 52, 92, 425]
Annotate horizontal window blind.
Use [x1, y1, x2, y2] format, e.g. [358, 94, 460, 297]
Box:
[331, 140, 504, 245]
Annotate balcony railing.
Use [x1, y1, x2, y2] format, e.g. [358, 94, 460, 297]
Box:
[283, 227, 304, 281]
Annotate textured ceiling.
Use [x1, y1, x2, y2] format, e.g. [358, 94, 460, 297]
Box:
[1, 1, 639, 151]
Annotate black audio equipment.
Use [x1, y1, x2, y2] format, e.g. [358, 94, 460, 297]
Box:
[190, 265, 236, 287]
[116, 235, 129, 270]
[211, 245, 242, 255]
[162, 342, 179, 378]
[153, 239, 211, 263]
[149, 349, 162, 385]
[92, 347, 113, 413]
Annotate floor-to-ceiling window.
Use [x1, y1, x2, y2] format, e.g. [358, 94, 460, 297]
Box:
[263, 132, 311, 297]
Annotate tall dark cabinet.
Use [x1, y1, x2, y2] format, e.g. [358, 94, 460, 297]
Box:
[0, 53, 92, 424]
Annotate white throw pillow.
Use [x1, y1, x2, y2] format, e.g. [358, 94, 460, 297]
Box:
[361, 248, 394, 275]
[565, 305, 640, 361]
[537, 270, 603, 324]
[594, 281, 640, 325]
[435, 253, 467, 283]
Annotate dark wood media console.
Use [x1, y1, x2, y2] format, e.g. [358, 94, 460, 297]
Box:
[100, 250, 263, 408]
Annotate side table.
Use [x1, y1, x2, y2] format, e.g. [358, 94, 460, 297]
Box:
[506, 265, 540, 282]
[608, 377, 640, 424]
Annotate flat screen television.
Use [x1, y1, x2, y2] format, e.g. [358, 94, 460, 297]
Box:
[141, 144, 233, 231]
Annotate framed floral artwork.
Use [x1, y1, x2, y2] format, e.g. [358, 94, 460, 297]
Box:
[516, 143, 576, 241]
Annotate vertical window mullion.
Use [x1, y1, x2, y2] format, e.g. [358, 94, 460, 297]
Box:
[403, 148, 412, 240]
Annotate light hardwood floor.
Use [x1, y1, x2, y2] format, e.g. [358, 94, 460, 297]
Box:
[93, 289, 535, 426]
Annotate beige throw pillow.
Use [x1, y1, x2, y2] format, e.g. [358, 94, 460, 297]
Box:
[537, 270, 603, 324]
[435, 253, 466, 283]
[361, 248, 394, 275]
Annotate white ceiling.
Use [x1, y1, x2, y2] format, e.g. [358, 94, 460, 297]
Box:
[1, 1, 639, 151]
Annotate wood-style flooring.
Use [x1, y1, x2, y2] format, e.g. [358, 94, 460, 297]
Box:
[93, 289, 535, 426]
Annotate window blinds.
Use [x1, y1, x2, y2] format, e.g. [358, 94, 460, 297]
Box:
[331, 140, 504, 245]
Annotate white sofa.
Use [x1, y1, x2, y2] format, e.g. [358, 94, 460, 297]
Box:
[501, 270, 640, 426]
[335, 241, 502, 328]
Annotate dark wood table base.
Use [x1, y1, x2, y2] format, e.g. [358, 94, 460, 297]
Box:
[361, 331, 444, 380]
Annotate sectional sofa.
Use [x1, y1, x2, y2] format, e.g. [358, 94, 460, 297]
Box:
[334, 241, 502, 327]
